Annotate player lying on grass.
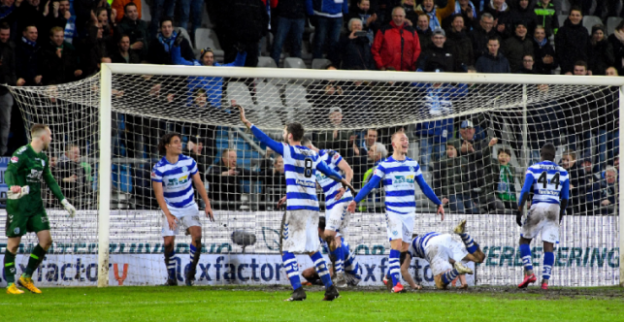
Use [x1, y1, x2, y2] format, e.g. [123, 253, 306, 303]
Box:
[152, 133, 214, 286]
[238, 103, 355, 301]
[4, 124, 76, 295]
[399, 220, 484, 290]
[516, 143, 569, 290]
[301, 216, 362, 287]
[347, 129, 444, 293]
[278, 138, 355, 288]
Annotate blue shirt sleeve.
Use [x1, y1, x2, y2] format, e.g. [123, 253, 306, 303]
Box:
[305, 0, 314, 15]
[517, 172, 535, 207]
[561, 178, 570, 200]
[415, 174, 442, 205]
[317, 159, 343, 181]
[224, 51, 247, 67]
[251, 125, 284, 155]
[354, 175, 382, 203]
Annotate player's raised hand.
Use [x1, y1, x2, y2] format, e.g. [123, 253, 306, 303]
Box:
[436, 204, 445, 221]
[61, 199, 76, 218]
[347, 200, 357, 213]
[234, 100, 252, 129]
[204, 205, 215, 222]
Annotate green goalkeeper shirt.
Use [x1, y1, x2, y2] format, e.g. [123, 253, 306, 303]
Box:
[5, 144, 65, 213]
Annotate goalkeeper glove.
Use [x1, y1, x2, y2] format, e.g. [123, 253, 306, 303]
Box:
[515, 210, 523, 227]
[7, 186, 29, 199]
[61, 199, 76, 218]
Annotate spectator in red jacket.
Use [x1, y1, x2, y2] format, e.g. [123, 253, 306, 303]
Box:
[371, 6, 421, 71]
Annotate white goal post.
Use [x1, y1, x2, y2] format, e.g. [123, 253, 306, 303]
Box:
[94, 64, 624, 288]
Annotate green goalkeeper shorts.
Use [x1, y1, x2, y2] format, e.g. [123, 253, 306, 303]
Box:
[5, 204, 50, 237]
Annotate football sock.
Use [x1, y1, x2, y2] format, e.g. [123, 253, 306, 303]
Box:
[282, 252, 302, 290]
[329, 244, 344, 273]
[23, 244, 46, 278]
[3, 251, 16, 285]
[519, 244, 533, 274]
[388, 249, 401, 287]
[310, 251, 333, 288]
[543, 252, 554, 281]
[165, 250, 177, 280]
[442, 269, 460, 285]
[189, 244, 200, 272]
[459, 232, 479, 254]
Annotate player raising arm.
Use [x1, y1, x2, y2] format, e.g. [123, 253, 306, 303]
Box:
[347, 129, 444, 293]
[152, 133, 214, 287]
[4, 124, 76, 295]
[238, 104, 354, 302]
[516, 143, 569, 290]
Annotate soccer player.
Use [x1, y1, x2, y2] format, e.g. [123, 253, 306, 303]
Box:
[237, 104, 355, 302]
[516, 143, 569, 290]
[347, 129, 444, 293]
[301, 217, 362, 287]
[152, 133, 214, 286]
[4, 124, 76, 295]
[400, 220, 485, 290]
[302, 138, 354, 288]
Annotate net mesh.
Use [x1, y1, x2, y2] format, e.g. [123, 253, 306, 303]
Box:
[1, 69, 620, 287]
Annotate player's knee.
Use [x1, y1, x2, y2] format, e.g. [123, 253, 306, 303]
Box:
[193, 237, 202, 246]
[6, 244, 18, 254]
[41, 238, 53, 250]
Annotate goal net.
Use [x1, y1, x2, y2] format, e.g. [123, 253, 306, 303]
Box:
[1, 65, 621, 288]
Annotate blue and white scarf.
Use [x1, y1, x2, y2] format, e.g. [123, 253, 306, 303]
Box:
[157, 31, 178, 53]
[425, 7, 440, 30]
[22, 36, 36, 47]
[454, 1, 476, 18]
[535, 37, 548, 48]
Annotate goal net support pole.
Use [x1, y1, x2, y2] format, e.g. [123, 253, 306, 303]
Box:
[98, 65, 113, 287]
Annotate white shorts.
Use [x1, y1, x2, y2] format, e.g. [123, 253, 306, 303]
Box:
[282, 210, 320, 253]
[425, 234, 469, 276]
[325, 202, 351, 237]
[521, 203, 560, 243]
[161, 203, 201, 237]
[385, 212, 415, 244]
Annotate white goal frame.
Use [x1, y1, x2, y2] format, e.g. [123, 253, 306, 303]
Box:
[98, 63, 624, 287]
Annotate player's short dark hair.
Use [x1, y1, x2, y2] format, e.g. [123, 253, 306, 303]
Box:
[158, 132, 181, 155]
[286, 122, 305, 142]
[30, 124, 48, 136]
[498, 148, 511, 157]
[541, 143, 556, 161]
[124, 2, 137, 13]
[318, 216, 326, 230]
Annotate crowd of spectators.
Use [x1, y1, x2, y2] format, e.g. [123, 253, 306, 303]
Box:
[0, 0, 621, 215]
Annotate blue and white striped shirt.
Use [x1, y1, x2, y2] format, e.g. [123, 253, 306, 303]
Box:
[519, 161, 570, 206]
[316, 150, 353, 210]
[151, 155, 198, 209]
[250, 125, 343, 212]
[354, 156, 442, 215]
[409, 232, 440, 259]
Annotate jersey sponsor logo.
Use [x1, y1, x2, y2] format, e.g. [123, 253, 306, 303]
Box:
[333, 154, 339, 160]
[295, 179, 316, 188]
[538, 189, 559, 196]
[11, 156, 18, 163]
[393, 175, 414, 184]
[27, 169, 43, 180]
[166, 175, 189, 186]
[151, 172, 157, 178]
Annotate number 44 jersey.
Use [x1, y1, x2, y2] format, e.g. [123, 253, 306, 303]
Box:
[523, 160, 569, 205]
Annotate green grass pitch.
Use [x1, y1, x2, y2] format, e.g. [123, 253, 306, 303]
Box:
[1, 285, 623, 321]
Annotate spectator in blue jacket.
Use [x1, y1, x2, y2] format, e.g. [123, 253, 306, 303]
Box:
[306, 0, 349, 64]
[171, 42, 247, 110]
[414, 79, 467, 171]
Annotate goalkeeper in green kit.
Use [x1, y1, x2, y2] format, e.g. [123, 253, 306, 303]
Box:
[4, 124, 76, 295]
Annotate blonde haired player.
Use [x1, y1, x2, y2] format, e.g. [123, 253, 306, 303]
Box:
[348, 129, 444, 293]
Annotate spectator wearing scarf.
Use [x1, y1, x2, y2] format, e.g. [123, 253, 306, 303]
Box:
[415, 0, 456, 31]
